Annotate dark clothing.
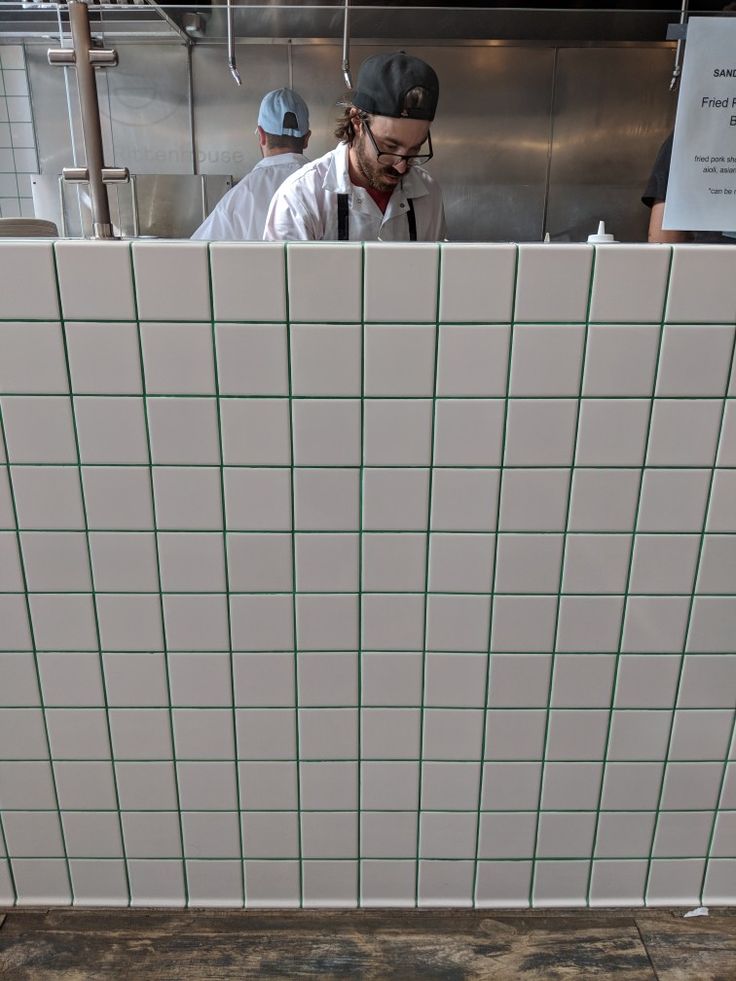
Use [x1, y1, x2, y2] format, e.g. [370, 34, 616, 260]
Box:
[642, 133, 735, 244]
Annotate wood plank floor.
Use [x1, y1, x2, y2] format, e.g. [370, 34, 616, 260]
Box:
[1, 907, 735, 980]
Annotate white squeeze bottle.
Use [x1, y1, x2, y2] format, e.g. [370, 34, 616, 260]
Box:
[587, 220, 618, 243]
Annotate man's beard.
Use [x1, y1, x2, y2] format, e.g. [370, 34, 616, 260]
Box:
[354, 133, 403, 193]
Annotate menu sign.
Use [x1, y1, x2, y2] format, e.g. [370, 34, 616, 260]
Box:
[664, 16, 736, 232]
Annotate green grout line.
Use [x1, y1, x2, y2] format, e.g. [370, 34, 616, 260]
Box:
[51, 246, 133, 908]
[2, 392, 735, 403]
[472, 244, 519, 907]
[0, 401, 73, 905]
[283, 242, 304, 908]
[0, 779, 17, 905]
[1, 806, 731, 815]
[206, 242, 246, 909]
[413, 242, 444, 907]
[584, 245, 674, 907]
[695, 328, 736, 907]
[0, 756, 732, 764]
[128, 241, 190, 907]
[529, 247, 597, 909]
[9, 704, 736, 713]
[3, 528, 736, 538]
[643, 318, 736, 908]
[0, 853, 726, 864]
[357, 242, 365, 903]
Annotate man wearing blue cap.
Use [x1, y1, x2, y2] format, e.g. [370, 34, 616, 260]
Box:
[264, 53, 445, 241]
[192, 88, 310, 240]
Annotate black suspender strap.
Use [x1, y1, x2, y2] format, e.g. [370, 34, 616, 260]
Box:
[337, 193, 349, 241]
[406, 198, 417, 241]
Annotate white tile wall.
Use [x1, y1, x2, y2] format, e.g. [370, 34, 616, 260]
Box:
[0, 241, 734, 913]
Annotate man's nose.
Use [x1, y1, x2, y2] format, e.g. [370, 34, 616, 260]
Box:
[393, 158, 409, 174]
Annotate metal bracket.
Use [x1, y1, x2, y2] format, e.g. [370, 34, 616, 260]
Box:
[666, 24, 688, 41]
[62, 166, 129, 184]
[48, 45, 118, 67]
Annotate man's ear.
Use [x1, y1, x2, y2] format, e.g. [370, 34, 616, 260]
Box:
[303, 129, 311, 150]
[256, 125, 268, 147]
[349, 109, 363, 135]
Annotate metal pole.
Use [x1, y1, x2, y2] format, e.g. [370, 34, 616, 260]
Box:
[670, 0, 689, 92]
[67, 0, 114, 237]
[342, 0, 353, 89]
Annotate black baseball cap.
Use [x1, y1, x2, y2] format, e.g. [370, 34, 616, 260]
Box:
[352, 53, 439, 121]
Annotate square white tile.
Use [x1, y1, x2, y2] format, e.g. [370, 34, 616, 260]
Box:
[361, 652, 422, 706]
[220, 399, 291, 466]
[361, 593, 425, 651]
[287, 242, 362, 323]
[589, 244, 671, 323]
[290, 324, 361, 396]
[364, 324, 436, 396]
[299, 653, 358, 707]
[418, 860, 474, 907]
[178, 761, 237, 809]
[363, 399, 432, 465]
[491, 595, 558, 652]
[0, 323, 68, 394]
[0, 594, 32, 650]
[361, 859, 416, 907]
[569, 469, 640, 532]
[361, 761, 419, 809]
[103, 653, 168, 707]
[242, 811, 299, 859]
[427, 594, 491, 652]
[243, 860, 300, 908]
[647, 399, 722, 467]
[163, 593, 230, 651]
[504, 399, 577, 466]
[362, 708, 421, 759]
[292, 399, 360, 466]
[301, 811, 357, 859]
[147, 397, 220, 466]
[533, 859, 589, 907]
[0, 652, 41, 705]
[65, 322, 142, 395]
[128, 860, 186, 908]
[536, 811, 596, 858]
[233, 652, 294, 707]
[439, 243, 516, 323]
[109, 709, 172, 759]
[488, 653, 551, 708]
[300, 760, 357, 809]
[622, 596, 690, 653]
[169, 653, 233, 708]
[182, 812, 241, 858]
[547, 709, 609, 760]
[54, 761, 117, 809]
[665, 245, 736, 323]
[540, 762, 602, 810]
[614, 654, 681, 710]
[28, 593, 97, 650]
[20, 530, 90, 591]
[562, 534, 631, 593]
[423, 708, 484, 759]
[551, 654, 616, 708]
[582, 324, 660, 397]
[428, 533, 494, 592]
[186, 860, 243, 907]
[362, 533, 425, 591]
[89, 531, 159, 591]
[575, 399, 650, 466]
[436, 325, 510, 397]
[96, 593, 164, 651]
[629, 534, 700, 594]
[499, 469, 569, 532]
[158, 531, 226, 592]
[294, 468, 359, 531]
[637, 469, 710, 532]
[239, 761, 297, 810]
[646, 858, 705, 907]
[235, 708, 296, 759]
[83, 467, 153, 530]
[224, 468, 290, 531]
[678, 654, 736, 708]
[74, 396, 148, 465]
[595, 811, 656, 859]
[608, 710, 672, 761]
[669, 709, 733, 761]
[656, 325, 734, 397]
[295, 533, 359, 592]
[514, 245, 593, 323]
[2, 396, 76, 463]
[296, 593, 358, 651]
[210, 243, 286, 322]
[475, 860, 531, 908]
[421, 760, 480, 809]
[215, 324, 288, 396]
[589, 860, 648, 907]
[364, 243, 438, 322]
[132, 242, 210, 321]
[433, 399, 504, 466]
[227, 533, 292, 591]
[0, 242, 59, 320]
[230, 594, 294, 651]
[62, 812, 122, 858]
[364, 468, 428, 531]
[557, 595, 624, 652]
[140, 322, 215, 395]
[495, 534, 563, 593]
[419, 812, 476, 859]
[302, 860, 357, 908]
[509, 324, 585, 397]
[708, 469, 736, 532]
[46, 708, 110, 759]
[55, 241, 136, 321]
[484, 709, 547, 760]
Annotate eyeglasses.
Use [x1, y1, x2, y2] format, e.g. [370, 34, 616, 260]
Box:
[362, 119, 433, 166]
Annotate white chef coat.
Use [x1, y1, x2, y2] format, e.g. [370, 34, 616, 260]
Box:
[191, 152, 309, 241]
[263, 142, 446, 242]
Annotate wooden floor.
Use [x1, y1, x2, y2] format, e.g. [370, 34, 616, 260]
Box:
[1, 907, 735, 979]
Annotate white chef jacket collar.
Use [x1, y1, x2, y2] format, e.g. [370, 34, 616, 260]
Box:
[322, 142, 429, 211]
[253, 152, 308, 171]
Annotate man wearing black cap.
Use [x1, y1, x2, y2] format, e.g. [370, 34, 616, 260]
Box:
[263, 53, 446, 241]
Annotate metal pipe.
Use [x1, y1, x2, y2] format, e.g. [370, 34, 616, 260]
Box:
[341, 0, 352, 89]
[227, 0, 242, 85]
[67, 0, 114, 237]
[669, 0, 689, 92]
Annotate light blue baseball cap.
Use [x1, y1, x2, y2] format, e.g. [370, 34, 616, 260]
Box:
[257, 88, 310, 138]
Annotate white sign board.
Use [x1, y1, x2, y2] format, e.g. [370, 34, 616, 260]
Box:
[664, 16, 736, 231]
